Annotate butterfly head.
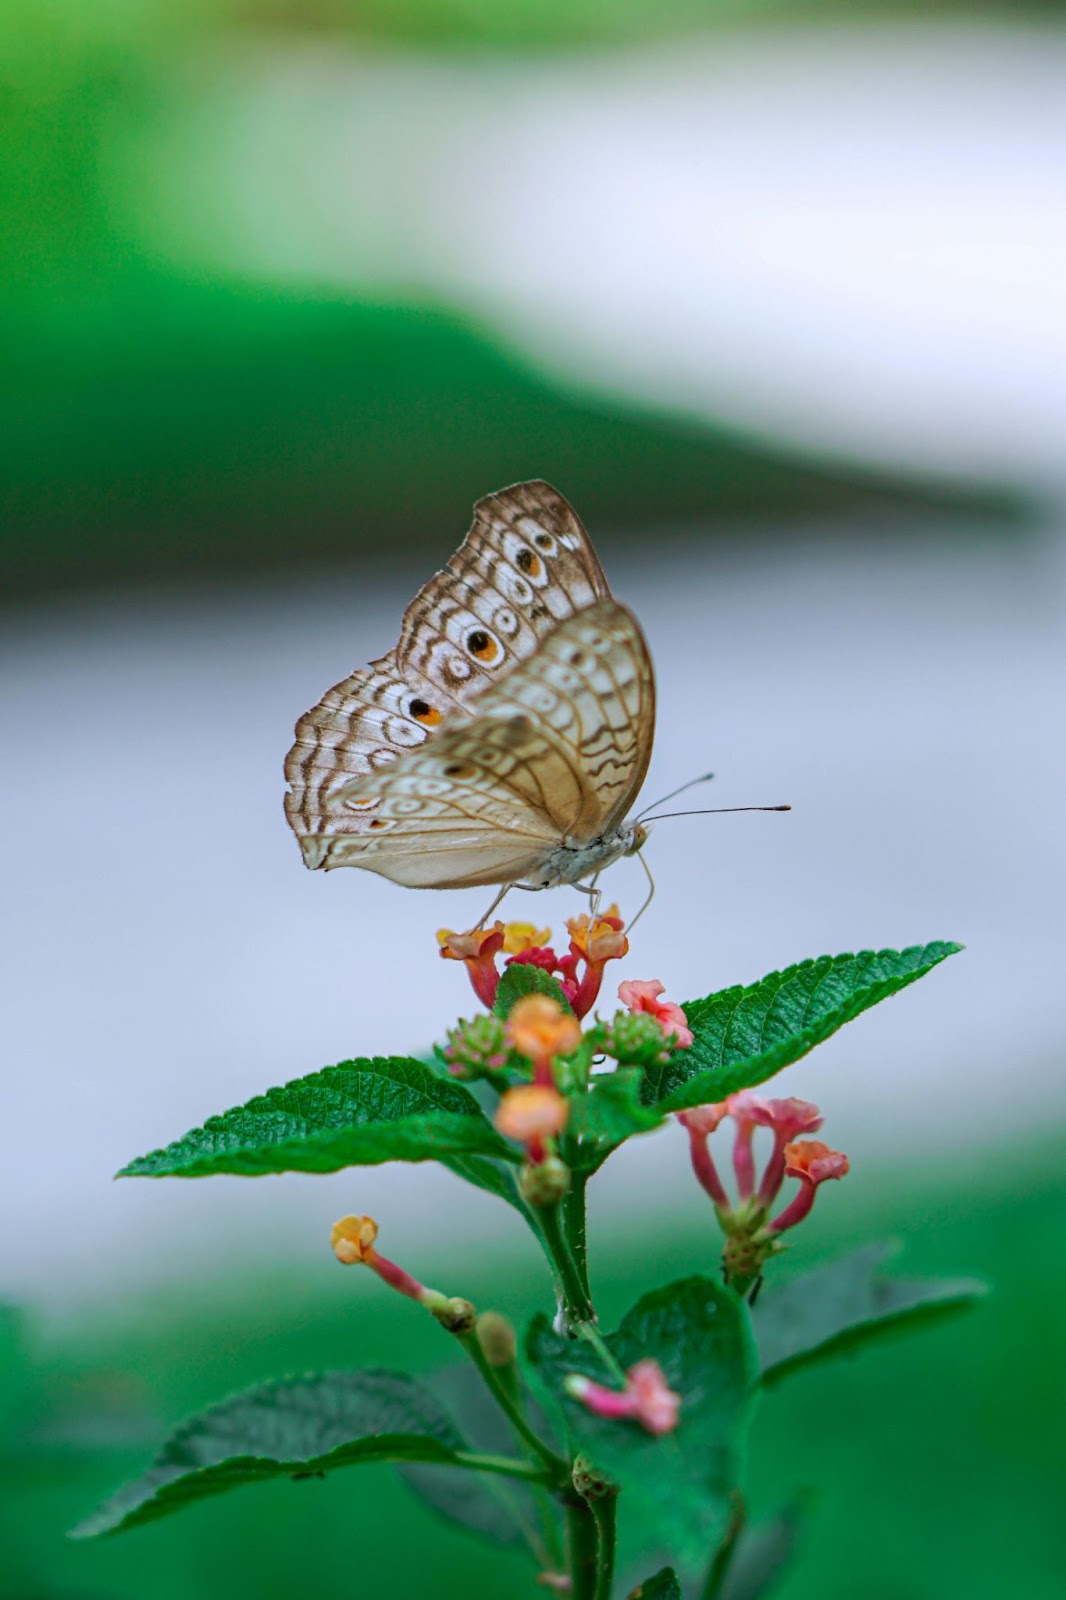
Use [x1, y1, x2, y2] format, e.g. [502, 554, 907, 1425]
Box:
[623, 820, 650, 858]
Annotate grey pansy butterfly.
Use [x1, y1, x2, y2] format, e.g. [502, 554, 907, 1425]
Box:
[283, 480, 655, 898]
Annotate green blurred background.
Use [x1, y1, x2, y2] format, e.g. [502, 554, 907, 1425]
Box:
[4, 2, 1065, 1596]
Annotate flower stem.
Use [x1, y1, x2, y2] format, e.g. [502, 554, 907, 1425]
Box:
[539, 1200, 596, 1329]
[458, 1330, 568, 1479]
[574, 1320, 628, 1387]
[590, 1488, 619, 1600]
[564, 1490, 600, 1600]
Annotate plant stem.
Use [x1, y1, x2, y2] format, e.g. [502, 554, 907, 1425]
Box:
[563, 1170, 592, 1299]
[458, 1331, 568, 1478]
[563, 1491, 600, 1600]
[539, 1199, 596, 1328]
[574, 1319, 628, 1387]
[590, 1489, 619, 1600]
[699, 1491, 747, 1600]
[451, 1451, 554, 1484]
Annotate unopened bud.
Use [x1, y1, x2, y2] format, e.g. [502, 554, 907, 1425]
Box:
[520, 1154, 571, 1208]
[721, 1227, 782, 1291]
[436, 1013, 511, 1080]
[601, 1009, 673, 1068]
[571, 1454, 617, 1500]
[477, 1311, 517, 1367]
[428, 1295, 478, 1335]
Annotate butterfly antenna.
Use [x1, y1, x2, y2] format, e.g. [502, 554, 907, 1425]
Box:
[626, 848, 656, 934]
[640, 805, 791, 823]
[637, 771, 715, 822]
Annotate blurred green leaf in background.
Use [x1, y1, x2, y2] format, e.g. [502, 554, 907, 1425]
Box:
[0, 0, 1027, 599]
[2, 1140, 1063, 1599]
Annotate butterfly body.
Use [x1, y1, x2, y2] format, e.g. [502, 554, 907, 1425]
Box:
[532, 821, 650, 891]
[284, 482, 655, 894]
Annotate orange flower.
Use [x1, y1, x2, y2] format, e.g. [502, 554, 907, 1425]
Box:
[770, 1140, 851, 1234]
[331, 1213, 378, 1265]
[495, 1083, 570, 1144]
[565, 906, 629, 1018]
[437, 922, 506, 1008]
[507, 993, 583, 1066]
[330, 1213, 470, 1326]
[566, 905, 628, 965]
[783, 1139, 850, 1185]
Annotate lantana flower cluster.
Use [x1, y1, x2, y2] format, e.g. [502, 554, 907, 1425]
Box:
[434, 912, 693, 1198]
[328, 912, 852, 1452]
[437, 909, 632, 1020]
[678, 1090, 850, 1292]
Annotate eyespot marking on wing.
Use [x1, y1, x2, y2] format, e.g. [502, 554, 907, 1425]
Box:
[407, 696, 443, 726]
[465, 626, 503, 664]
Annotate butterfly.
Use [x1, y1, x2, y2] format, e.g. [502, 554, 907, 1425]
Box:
[283, 480, 655, 903]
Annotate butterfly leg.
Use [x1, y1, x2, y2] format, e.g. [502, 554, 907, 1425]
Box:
[574, 875, 602, 919]
[474, 881, 516, 929]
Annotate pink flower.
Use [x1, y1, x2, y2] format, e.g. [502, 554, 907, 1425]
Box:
[677, 1105, 730, 1206]
[677, 1104, 729, 1137]
[722, 1090, 766, 1200]
[750, 1096, 824, 1204]
[565, 1358, 681, 1436]
[617, 979, 694, 1050]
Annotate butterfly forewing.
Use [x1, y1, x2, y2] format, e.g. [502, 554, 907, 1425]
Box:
[284, 482, 612, 858]
[284, 483, 655, 889]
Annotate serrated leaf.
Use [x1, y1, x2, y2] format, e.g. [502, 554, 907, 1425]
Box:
[527, 1276, 756, 1564]
[644, 943, 961, 1110]
[566, 1069, 663, 1173]
[755, 1242, 985, 1386]
[72, 1370, 474, 1538]
[633, 1568, 682, 1599]
[493, 963, 573, 1019]
[120, 1056, 518, 1178]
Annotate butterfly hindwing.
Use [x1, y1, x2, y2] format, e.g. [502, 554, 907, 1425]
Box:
[301, 601, 655, 887]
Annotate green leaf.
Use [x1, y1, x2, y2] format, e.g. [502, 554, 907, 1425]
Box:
[527, 1276, 757, 1564]
[644, 943, 961, 1110]
[755, 1242, 985, 1386]
[720, 1502, 807, 1600]
[493, 963, 572, 1018]
[72, 1370, 476, 1538]
[120, 1056, 518, 1178]
[566, 1069, 663, 1173]
[401, 1363, 547, 1556]
[441, 1154, 527, 1211]
[634, 1568, 682, 1599]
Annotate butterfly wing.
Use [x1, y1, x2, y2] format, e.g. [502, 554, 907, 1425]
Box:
[297, 601, 655, 887]
[285, 481, 612, 864]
